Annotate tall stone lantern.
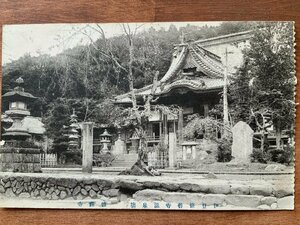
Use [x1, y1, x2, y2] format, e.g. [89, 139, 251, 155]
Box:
[0, 77, 41, 172]
[2, 77, 36, 141]
[100, 129, 112, 153]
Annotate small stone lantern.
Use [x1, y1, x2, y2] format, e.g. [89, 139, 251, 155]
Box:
[100, 129, 112, 153]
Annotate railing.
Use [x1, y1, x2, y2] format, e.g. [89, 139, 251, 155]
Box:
[147, 146, 168, 169]
[146, 136, 161, 143]
[40, 153, 57, 167]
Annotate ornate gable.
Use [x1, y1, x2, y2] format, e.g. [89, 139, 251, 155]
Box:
[114, 41, 225, 104]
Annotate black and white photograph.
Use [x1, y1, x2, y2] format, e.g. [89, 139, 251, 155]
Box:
[0, 21, 295, 210]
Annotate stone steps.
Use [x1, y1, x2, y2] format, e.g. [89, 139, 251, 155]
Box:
[111, 153, 138, 168]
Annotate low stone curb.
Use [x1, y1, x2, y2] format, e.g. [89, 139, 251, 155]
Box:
[133, 189, 294, 210]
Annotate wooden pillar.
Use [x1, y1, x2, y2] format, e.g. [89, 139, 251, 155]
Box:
[163, 114, 168, 146]
[81, 122, 94, 173]
[159, 122, 162, 138]
[204, 104, 209, 118]
[178, 109, 183, 143]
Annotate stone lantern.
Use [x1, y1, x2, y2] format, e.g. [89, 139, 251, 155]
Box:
[0, 77, 41, 173]
[2, 77, 36, 141]
[100, 129, 112, 153]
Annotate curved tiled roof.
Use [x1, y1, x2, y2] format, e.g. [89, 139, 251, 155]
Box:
[160, 43, 224, 83]
[189, 44, 224, 78]
[114, 41, 225, 104]
[160, 45, 188, 83]
[159, 78, 224, 95]
[161, 79, 206, 93]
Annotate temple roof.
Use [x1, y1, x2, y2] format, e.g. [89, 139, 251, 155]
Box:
[115, 41, 224, 104]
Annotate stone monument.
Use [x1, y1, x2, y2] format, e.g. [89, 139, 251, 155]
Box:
[231, 121, 254, 163]
[113, 132, 126, 155]
[168, 132, 177, 168]
[81, 122, 94, 173]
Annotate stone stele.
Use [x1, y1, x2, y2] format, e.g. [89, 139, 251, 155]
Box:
[231, 121, 254, 163]
[113, 136, 126, 155]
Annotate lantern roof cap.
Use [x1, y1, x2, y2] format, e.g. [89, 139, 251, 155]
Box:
[16, 77, 24, 84]
[100, 129, 112, 137]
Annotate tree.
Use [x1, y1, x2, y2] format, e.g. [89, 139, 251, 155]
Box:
[230, 22, 295, 149]
[119, 24, 161, 175]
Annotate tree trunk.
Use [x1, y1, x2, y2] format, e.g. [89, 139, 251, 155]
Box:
[128, 38, 141, 125]
[275, 126, 282, 149]
[119, 25, 161, 176]
[260, 132, 265, 152]
[223, 48, 230, 138]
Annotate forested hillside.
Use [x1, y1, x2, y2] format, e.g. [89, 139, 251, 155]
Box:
[2, 22, 257, 139]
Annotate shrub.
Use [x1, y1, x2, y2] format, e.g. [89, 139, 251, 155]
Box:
[62, 150, 82, 164]
[250, 148, 271, 163]
[183, 114, 222, 140]
[268, 145, 294, 165]
[251, 145, 294, 165]
[217, 138, 232, 162]
[93, 152, 115, 167]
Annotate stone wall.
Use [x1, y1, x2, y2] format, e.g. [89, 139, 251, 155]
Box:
[0, 173, 293, 209]
[0, 148, 41, 173]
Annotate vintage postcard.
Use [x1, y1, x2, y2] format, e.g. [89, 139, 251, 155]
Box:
[0, 21, 295, 210]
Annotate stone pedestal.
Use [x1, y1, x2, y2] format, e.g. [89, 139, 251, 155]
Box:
[231, 121, 254, 163]
[81, 122, 94, 173]
[0, 148, 41, 173]
[101, 141, 110, 153]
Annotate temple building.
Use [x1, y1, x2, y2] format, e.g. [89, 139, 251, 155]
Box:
[114, 31, 252, 168]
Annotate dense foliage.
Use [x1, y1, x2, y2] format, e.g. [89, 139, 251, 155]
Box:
[229, 22, 295, 148]
[250, 145, 294, 165]
[216, 137, 232, 162]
